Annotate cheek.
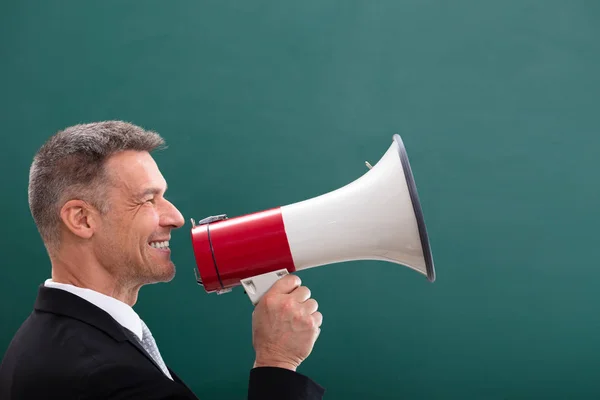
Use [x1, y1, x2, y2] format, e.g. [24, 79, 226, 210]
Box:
[138, 208, 161, 236]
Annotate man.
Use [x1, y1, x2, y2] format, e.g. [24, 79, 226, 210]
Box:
[0, 121, 325, 399]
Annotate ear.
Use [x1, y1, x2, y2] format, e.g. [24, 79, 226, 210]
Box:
[59, 199, 99, 240]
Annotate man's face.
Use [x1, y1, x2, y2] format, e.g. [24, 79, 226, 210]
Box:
[94, 150, 185, 286]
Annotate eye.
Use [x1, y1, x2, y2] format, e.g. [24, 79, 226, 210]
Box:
[145, 197, 155, 204]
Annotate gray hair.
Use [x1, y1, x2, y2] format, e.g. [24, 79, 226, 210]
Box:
[28, 121, 166, 250]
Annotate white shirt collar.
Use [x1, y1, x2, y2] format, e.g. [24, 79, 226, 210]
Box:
[44, 279, 143, 341]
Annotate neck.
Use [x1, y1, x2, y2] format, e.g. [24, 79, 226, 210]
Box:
[49, 245, 141, 307]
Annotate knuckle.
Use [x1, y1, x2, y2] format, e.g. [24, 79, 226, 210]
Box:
[263, 294, 278, 309]
[282, 298, 296, 312]
[293, 312, 304, 324]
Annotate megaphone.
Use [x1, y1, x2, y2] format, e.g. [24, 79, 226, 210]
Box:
[190, 134, 435, 304]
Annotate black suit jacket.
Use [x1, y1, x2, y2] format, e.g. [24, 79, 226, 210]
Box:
[0, 286, 325, 399]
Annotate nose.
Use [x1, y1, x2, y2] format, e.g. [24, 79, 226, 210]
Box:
[160, 198, 185, 229]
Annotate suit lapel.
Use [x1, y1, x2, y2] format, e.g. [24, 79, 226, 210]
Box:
[120, 325, 167, 375]
[123, 329, 196, 396]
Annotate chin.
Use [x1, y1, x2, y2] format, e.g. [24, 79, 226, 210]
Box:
[143, 262, 176, 284]
[155, 262, 176, 282]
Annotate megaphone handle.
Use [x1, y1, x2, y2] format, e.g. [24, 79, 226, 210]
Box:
[240, 269, 289, 305]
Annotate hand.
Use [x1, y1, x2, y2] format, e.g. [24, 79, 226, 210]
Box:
[251, 274, 323, 372]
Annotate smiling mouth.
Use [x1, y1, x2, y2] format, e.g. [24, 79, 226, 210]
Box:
[149, 240, 170, 250]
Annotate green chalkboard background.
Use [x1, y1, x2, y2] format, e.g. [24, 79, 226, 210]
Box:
[1, 1, 599, 398]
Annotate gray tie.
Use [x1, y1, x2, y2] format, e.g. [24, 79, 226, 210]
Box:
[140, 319, 173, 380]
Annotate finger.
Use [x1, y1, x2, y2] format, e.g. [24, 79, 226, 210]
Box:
[291, 286, 311, 303]
[312, 311, 323, 328]
[268, 274, 301, 295]
[302, 298, 319, 315]
[315, 328, 321, 341]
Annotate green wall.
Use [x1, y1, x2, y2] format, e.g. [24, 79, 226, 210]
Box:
[2, 1, 599, 398]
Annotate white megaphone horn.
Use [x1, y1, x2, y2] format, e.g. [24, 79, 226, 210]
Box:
[190, 134, 435, 304]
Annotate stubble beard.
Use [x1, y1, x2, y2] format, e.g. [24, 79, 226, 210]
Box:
[139, 246, 177, 284]
[98, 241, 175, 288]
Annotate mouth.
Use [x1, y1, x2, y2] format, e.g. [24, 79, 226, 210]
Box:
[148, 240, 170, 251]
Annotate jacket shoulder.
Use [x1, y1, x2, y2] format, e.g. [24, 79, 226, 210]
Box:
[0, 311, 126, 397]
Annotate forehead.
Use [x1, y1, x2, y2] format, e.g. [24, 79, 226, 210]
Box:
[104, 150, 166, 194]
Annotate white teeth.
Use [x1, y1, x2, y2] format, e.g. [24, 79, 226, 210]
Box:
[150, 241, 169, 249]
